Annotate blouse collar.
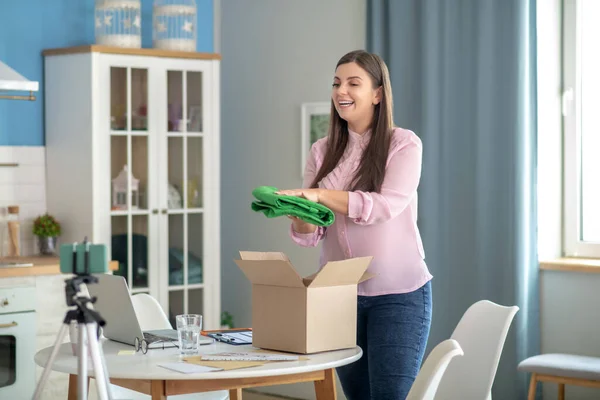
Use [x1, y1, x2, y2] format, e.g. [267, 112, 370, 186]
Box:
[348, 127, 372, 147]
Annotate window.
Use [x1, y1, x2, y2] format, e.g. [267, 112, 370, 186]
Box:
[563, 0, 600, 257]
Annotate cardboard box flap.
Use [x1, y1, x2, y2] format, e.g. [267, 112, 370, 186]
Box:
[302, 272, 318, 287]
[234, 259, 305, 288]
[359, 271, 377, 283]
[308, 256, 374, 288]
[303, 270, 377, 287]
[239, 251, 289, 261]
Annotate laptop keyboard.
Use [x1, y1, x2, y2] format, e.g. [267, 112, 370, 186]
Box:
[143, 332, 174, 343]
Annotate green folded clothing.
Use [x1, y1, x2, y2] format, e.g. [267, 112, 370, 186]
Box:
[251, 186, 335, 227]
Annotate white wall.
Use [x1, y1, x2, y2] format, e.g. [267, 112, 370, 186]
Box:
[220, 1, 365, 398]
[541, 271, 600, 400]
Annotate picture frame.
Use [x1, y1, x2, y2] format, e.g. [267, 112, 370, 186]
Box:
[301, 102, 331, 177]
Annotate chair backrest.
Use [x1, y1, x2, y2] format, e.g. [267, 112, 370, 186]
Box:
[406, 339, 464, 400]
[131, 293, 172, 331]
[434, 300, 519, 400]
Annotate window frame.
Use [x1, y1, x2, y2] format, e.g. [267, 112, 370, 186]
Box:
[562, 0, 600, 257]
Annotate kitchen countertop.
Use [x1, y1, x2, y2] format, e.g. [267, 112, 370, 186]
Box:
[0, 256, 119, 278]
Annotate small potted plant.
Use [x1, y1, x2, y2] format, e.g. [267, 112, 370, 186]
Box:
[32, 213, 62, 255]
[221, 311, 235, 330]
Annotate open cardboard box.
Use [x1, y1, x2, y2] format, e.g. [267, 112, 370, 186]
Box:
[234, 251, 374, 354]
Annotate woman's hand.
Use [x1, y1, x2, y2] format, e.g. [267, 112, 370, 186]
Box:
[276, 188, 322, 203]
[287, 215, 317, 234]
[278, 188, 349, 215]
[277, 189, 320, 233]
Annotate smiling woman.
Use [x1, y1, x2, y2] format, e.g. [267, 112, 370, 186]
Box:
[277, 50, 432, 400]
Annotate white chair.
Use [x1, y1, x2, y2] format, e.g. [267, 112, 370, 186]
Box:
[406, 339, 464, 400]
[434, 300, 519, 400]
[518, 353, 600, 400]
[106, 293, 229, 400]
[130, 293, 172, 331]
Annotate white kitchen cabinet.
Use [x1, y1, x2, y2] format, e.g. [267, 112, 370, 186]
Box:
[43, 46, 221, 330]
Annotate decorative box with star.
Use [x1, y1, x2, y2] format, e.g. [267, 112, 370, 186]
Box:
[153, 0, 197, 52]
[95, 0, 142, 49]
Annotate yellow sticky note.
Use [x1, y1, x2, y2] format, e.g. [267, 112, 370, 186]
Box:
[118, 350, 136, 356]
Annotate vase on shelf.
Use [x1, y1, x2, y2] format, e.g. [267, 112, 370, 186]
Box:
[37, 236, 58, 256]
[153, 0, 197, 52]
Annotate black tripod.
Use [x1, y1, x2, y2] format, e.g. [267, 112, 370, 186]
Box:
[33, 241, 113, 400]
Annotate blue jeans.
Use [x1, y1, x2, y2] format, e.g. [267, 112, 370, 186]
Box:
[336, 281, 432, 400]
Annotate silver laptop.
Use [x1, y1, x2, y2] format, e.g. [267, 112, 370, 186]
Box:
[86, 274, 211, 348]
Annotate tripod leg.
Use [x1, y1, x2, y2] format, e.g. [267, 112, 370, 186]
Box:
[78, 322, 88, 400]
[32, 323, 69, 400]
[97, 330, 114, 400]
[86, 323, 112, 400]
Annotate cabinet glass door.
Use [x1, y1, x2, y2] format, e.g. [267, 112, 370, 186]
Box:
[110, 66, 152, 294]
[165, 69, 205, 327]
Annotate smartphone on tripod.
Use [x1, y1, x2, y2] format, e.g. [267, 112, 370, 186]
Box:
[33, 238, 113, 400]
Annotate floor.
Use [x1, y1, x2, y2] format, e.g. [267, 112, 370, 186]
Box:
[87, 383, 294, 399]
[242, 390, 296, 400]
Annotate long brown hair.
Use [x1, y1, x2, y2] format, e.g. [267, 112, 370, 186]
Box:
[310, 50, 394, 193]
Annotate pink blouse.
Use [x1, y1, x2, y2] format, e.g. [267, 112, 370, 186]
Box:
[290, 127, 432, 296]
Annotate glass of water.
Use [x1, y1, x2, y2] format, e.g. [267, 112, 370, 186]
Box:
[176, 314, 202, 355]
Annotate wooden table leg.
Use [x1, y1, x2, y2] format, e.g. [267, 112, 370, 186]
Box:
[68, 374, 90, 400]
[67, 375, 77, 400]
[314, 368, 337, 400]
[558, 382, 565, 400]
[229, 388, 243, 399]
[151, 380, 166, 400]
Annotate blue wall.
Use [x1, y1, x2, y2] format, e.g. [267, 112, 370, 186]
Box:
[0, 0, 213, 146]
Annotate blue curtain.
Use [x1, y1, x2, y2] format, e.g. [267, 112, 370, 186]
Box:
[368, 1, 539, 398]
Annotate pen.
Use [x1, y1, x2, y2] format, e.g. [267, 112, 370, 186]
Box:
[214, 334, 234, 343]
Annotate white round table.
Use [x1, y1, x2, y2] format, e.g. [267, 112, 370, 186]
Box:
[35, 339, 362, 400]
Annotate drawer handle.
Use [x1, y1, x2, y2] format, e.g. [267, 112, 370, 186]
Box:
[0, 322, 17, 329]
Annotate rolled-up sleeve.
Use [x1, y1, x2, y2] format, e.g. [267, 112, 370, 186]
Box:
[289, 142, 327, 246]
[348, 136, 422, 225]
[290, 225, 326, 247]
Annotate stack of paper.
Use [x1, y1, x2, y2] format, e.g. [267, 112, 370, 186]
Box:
[201, 352, 299, 361]
[181, 350, 307, 372]
[184, 357, 268, 371]
[208, 331, 253, 344]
